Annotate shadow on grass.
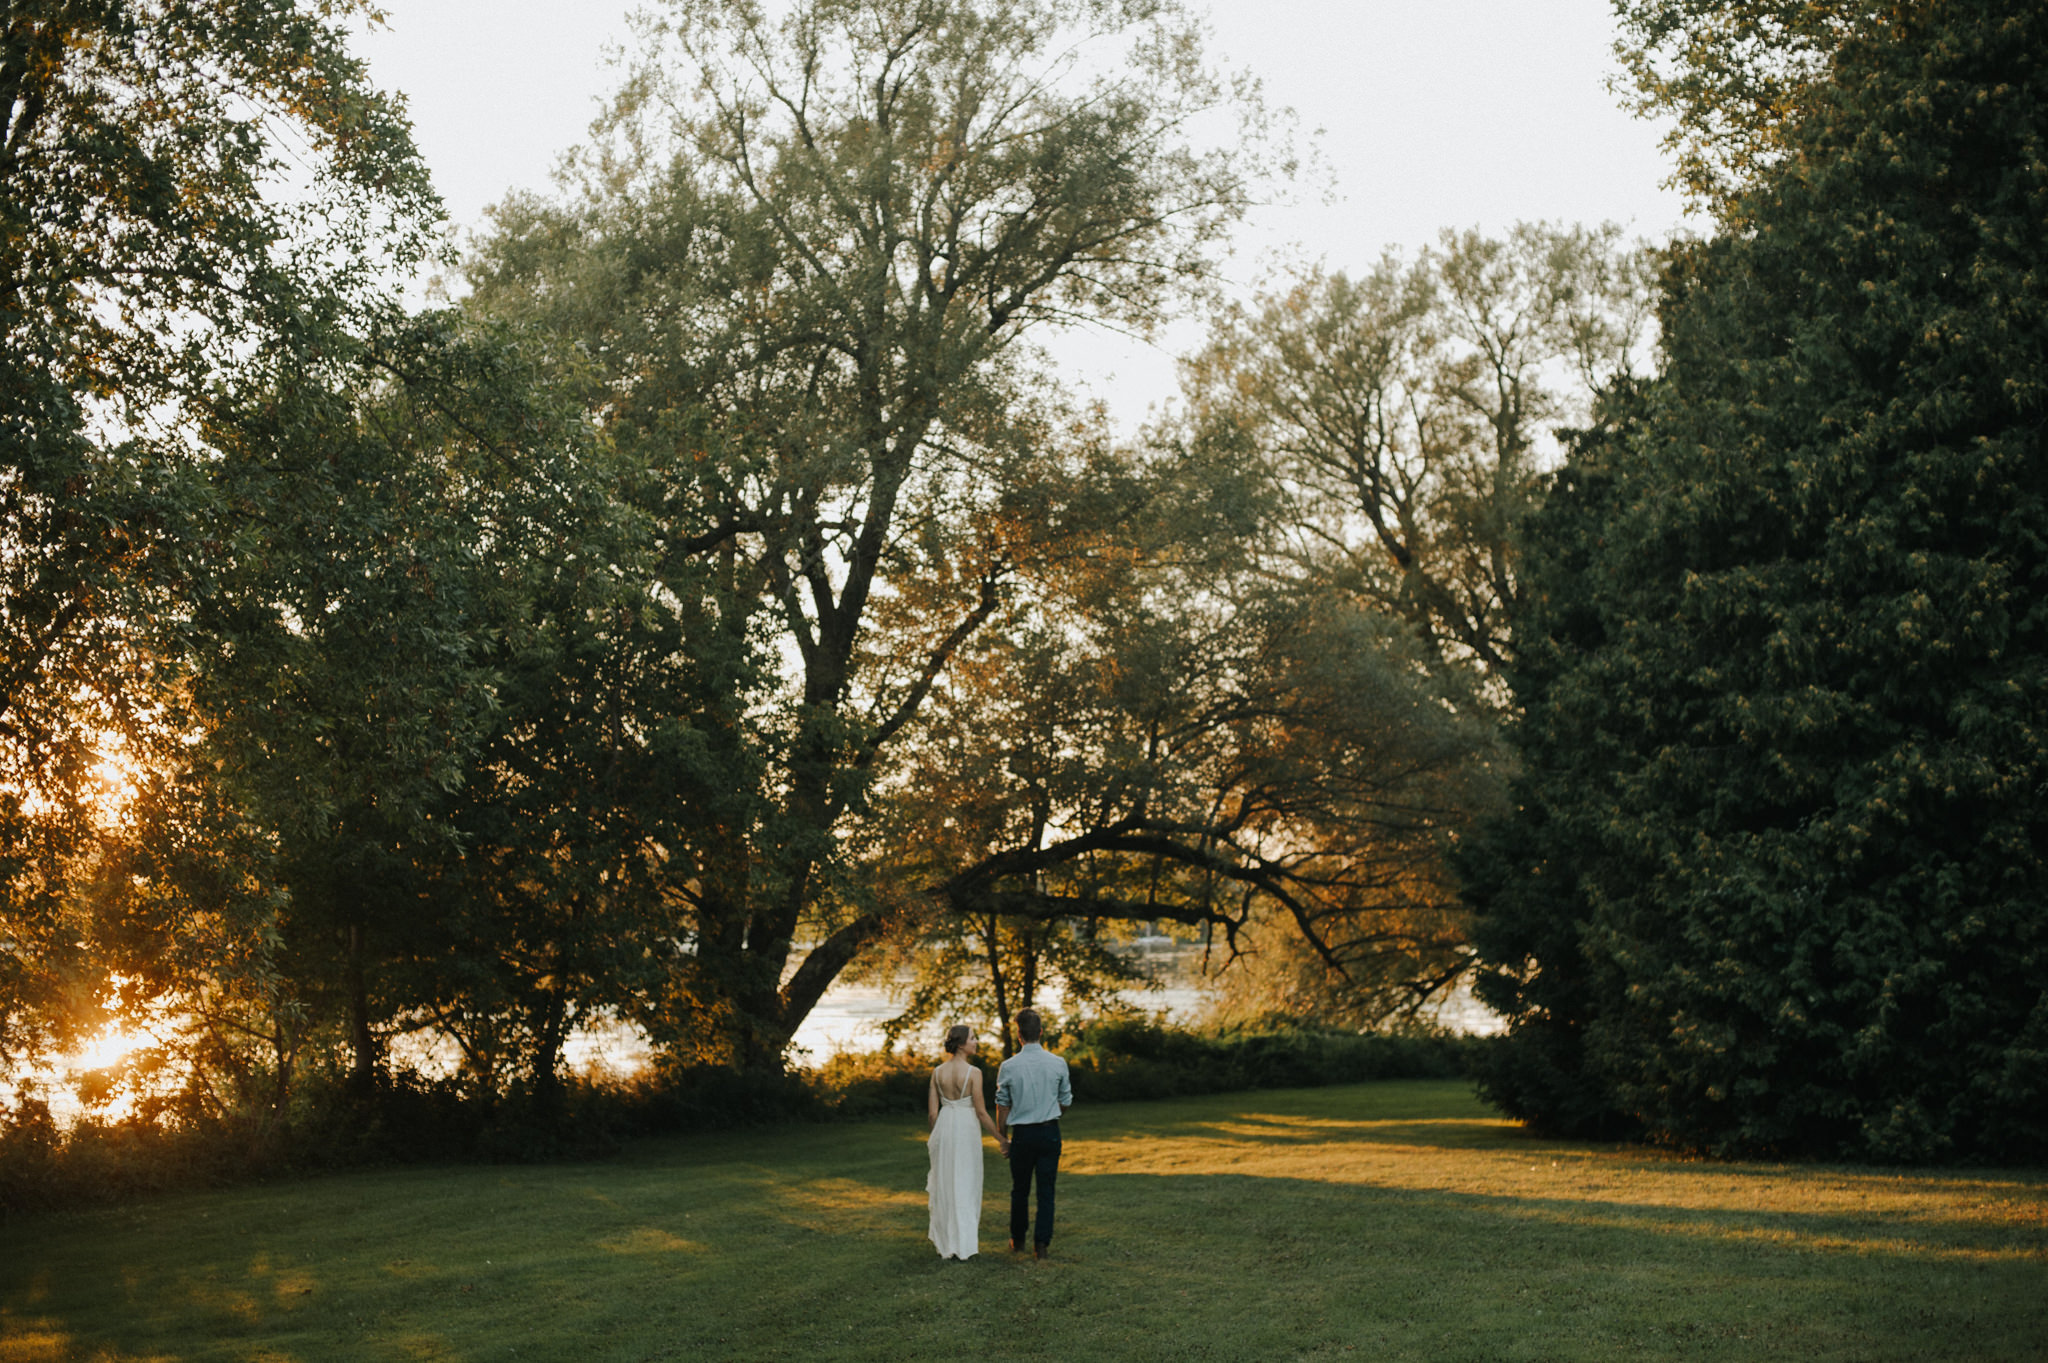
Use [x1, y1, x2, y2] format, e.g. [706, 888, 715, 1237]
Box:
[1105, 1109, 1521, 1150]
[1076, 1088, 2048, 1215]
[749, 1123, 2047, 1268]
[1062, 1170, 2046, 1264]
[4, 1081, 2044, 1363]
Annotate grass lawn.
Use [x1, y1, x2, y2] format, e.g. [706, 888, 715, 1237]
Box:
[2, 1079, 2043, 1362]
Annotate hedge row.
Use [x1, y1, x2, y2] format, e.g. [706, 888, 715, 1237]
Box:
[815, 1023, 1489, 1117]
[0, 1026, 1492, 1216]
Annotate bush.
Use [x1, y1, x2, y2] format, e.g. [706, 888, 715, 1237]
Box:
[1062, 1021, 1486, 1102]
[609, 1064, 828, 1135]
[1, 1026, 1491, 1216]
[0, 1100, 252, 1217]
[796, 1022, 1491, 1115]
[807, 1050, 936, 1117]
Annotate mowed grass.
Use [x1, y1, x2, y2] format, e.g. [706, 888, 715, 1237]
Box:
[2, 1080, 2044, 1362]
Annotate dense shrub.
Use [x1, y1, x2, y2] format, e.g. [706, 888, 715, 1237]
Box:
[1, 1027, 1488, 1215]
[1465, 1, 2048, 1162]
[809, 1049, 938, 1117]
[608, 1065, 828, 1135]
[0, 1100, 257, 1216]
[803, 1023, 1488, 1116]
[1064, 1021, 1483, 1102]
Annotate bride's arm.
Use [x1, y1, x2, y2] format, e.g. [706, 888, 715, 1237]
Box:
[927, 1071, 939, 1132]
[970, 1071, 1008, 1153]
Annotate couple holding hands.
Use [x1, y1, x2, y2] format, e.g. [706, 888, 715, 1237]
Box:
[925, 1008, 1072, 1261]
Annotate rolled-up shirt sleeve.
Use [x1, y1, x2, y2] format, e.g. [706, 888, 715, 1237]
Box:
[1058, 1066, 1073, 1108]
[995, 1069, 1013, 1110]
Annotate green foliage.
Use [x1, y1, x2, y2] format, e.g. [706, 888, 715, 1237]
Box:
[808, 1023, 1485, 1115]
[384, 322, 747, 1101]
[2, 0, 437, 1076]
[1613, 0, 1877, 212]
[59, 315, 596, 1139]
[1059, 1020, 1484, 1102]
[806, 1047, 965, 1117]
[461, 0, 1277, 1065]
[1470, 2, 2048, 1160]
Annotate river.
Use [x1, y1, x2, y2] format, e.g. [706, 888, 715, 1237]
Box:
[12, 962, 1504, 1123]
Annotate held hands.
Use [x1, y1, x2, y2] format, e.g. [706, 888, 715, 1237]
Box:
[997, 1137, 1011, 1158]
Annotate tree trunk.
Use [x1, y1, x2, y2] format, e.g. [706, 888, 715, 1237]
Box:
[1019, 923, 1040, 1014]
[532, 988, 567, 1117]
[346, 922, 377, 1096]
[985, 913, 1014, 1056]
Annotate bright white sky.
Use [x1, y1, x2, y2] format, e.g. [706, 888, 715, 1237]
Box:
[358, 0, 1697, 429]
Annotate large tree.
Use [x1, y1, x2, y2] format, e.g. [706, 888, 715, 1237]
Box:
[858, 425, 1506, 1042]
[465, 0, 1268, 1065]
[1099, 225, 1648, 1029]
[78, 318, 503, 1130]
[1182, 223, 1655, 678]
[1, 0, 437, 1071]
[1612, 0, 1877, 211]
[1469, 0, 2048, 1160]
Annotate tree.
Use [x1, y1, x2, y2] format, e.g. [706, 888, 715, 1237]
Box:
[1105, 225, 1649, 1029]
[1182, 223, 1654, 679]
[464, 0, 1270, 1065]
[838, 227, 1639, 1043]
[1470, 1, 2048, 1160]
[1458, 382, 1659, 1139]
[867, 423, 1507, 1036]
[77, 314, 586, 1132]
[1612, 0, 1876, 212]
[1, 0, 437, 1073]
[413, 356, 752, 1099]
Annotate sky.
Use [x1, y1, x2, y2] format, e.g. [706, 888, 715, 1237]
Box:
[357, 0, 1697, 429]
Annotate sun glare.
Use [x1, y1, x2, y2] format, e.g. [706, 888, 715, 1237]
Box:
[74, 1019, 152, 1074]
[87, 742, 142, 823]
[48, 976, 169, 1122]
[10, 735, 146, 825]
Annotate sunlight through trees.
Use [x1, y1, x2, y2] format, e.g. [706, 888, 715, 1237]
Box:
[2, 0, 2042, 1178]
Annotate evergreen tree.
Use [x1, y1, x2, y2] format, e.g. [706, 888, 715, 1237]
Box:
[1470, 2, 2048, 1159]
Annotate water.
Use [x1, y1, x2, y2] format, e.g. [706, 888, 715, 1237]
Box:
[784, 979, 1220, 1061]
[783, 966, 1503, 1061]
[8, 962, 1503, 1125]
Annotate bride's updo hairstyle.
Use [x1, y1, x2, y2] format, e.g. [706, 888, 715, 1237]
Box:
[943, 1025, 972, 1055]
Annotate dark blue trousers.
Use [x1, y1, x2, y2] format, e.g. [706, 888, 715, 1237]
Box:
[1007, 1120, 1061, 1248]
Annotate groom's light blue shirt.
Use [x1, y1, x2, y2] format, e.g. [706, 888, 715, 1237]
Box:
[994, 1042, 1072, 1126]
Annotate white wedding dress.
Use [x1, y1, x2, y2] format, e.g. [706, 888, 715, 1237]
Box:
[926, 1075, 983, 1259]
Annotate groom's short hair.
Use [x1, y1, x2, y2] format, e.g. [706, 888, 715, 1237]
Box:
[1016, 1008, 1043, 1043]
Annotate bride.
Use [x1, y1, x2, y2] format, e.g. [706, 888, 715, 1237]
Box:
[927, 1024, 1008, 1259]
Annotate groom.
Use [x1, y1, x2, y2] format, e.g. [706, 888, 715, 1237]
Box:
[993, 1007, 1072, 1260]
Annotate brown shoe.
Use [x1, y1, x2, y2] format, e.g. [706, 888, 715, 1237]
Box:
[1033, 1244, 1047, 1260]
[1008, 1238, 1023, 1253]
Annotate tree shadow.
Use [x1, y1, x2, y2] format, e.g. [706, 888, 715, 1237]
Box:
[4, 1093, 2043, 1363]
[1062, 1169, 2045, 1263]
